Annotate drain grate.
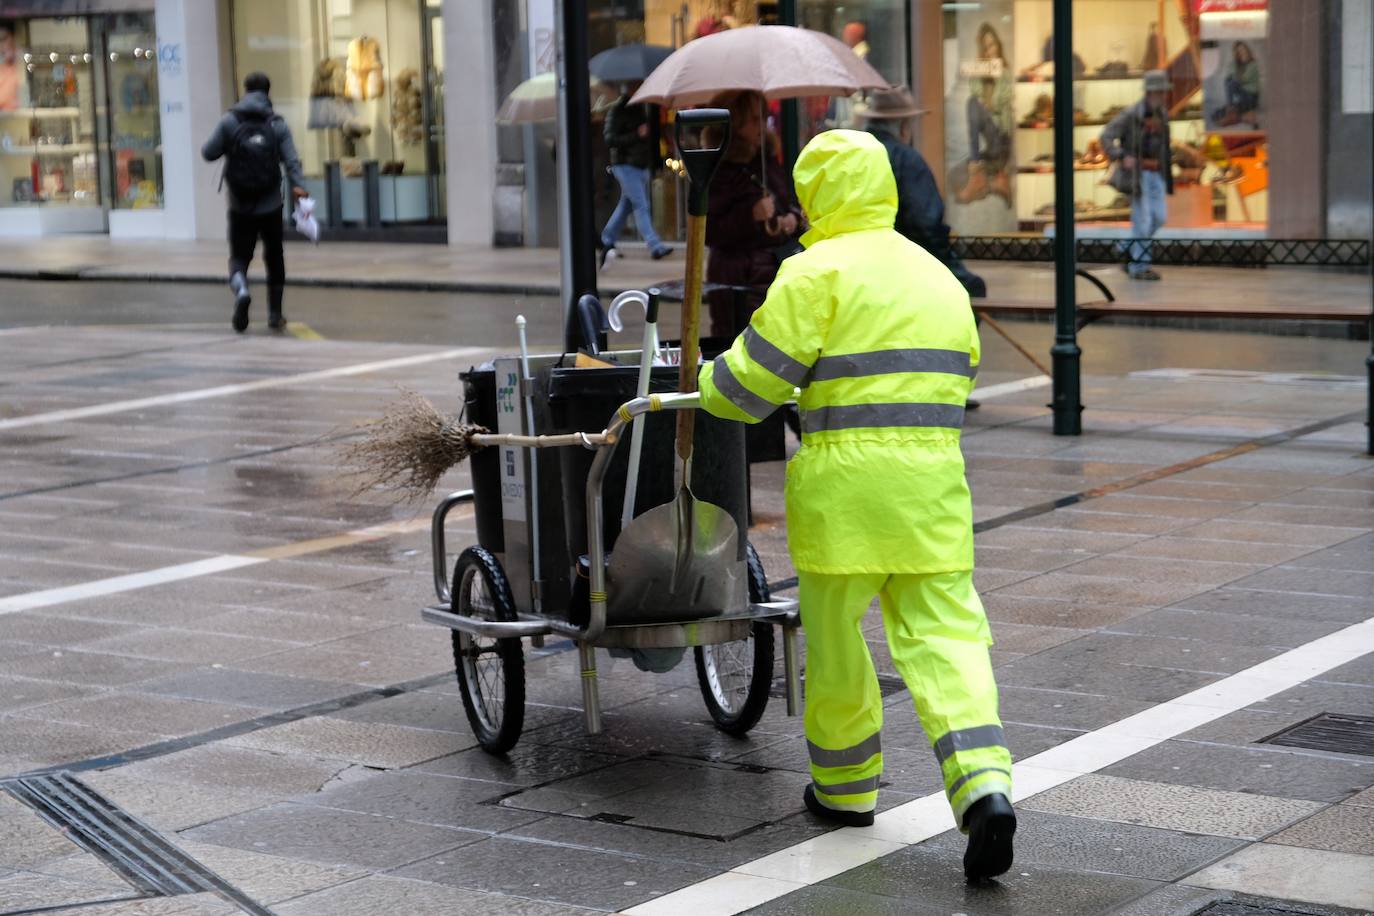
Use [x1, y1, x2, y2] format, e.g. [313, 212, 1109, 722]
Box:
[1261, 713, 1374, 758]
[1194, 902, 1362, 916]
[0, 772, 269, 915]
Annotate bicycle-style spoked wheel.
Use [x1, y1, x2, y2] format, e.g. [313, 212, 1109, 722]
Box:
[695, 543, 775, 735]
[451, 546, 525, 753]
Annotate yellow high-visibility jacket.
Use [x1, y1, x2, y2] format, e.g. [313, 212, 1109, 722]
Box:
[699, 129, 979, 574]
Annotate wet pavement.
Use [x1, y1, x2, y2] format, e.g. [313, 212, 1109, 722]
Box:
[0, 288, 1372, 915]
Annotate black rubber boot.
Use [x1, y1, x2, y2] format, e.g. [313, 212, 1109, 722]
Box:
[230, 272, 251, 333]
[962, 793, 1016, 882]
[803, 784, 875, 828]
[267, 285, 286, 331]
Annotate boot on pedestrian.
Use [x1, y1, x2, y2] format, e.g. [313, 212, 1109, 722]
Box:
[962, 792, 1016, 882]
[267, 284, 287, 331]
[802, 784, 875, 828]
[956, 161, 989, 204]
[230, 272, 251, 333]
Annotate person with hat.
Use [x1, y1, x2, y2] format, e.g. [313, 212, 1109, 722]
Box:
[859, 85, 987, 300]
[1101, 70, 1173, 281]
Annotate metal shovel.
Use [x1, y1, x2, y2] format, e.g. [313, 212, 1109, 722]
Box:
[606, 109, 745, 623]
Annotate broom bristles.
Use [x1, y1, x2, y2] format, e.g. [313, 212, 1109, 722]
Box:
[340, 388, 487, 501]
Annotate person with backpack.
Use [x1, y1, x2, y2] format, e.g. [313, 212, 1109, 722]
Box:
[202, 72, 307, 333]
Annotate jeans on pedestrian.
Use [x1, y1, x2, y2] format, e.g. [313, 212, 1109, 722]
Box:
[1129, 170, 1167, 276]
[966, 96, 1009, 163]
[228, 209, 285, 286]
[1225, 76, 1259, 113]
[601, 164, 664, 252]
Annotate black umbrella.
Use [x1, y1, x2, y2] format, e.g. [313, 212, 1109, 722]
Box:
[589, 43, 674, 83]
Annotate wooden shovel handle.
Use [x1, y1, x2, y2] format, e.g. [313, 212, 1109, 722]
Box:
[676, 212, 707, 462]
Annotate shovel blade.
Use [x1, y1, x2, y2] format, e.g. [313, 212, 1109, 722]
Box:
[607, 488, 745, 624]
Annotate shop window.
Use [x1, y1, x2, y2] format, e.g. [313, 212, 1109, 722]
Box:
[104, 13, 162, 210]
[232, 0, 446, 227]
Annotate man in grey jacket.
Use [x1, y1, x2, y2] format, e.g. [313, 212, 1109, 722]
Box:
[202, 72, 307, 332]
[1100, 70, 1173, 281]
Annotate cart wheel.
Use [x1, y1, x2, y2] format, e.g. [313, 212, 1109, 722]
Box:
[450, 546, 525, 754]
[695, 543, 775, 736]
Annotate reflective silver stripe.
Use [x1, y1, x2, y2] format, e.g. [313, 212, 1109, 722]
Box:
[811, 348, 974, 382]
[945, 766, 1012, 799]
[710, 356, 775, 420]
[802, 402, 965, 434]
[807, 732, 881, 769]
[744, 326, 811, 387]
[932, 725, 1007, 765]
[814, 775, 881, 797]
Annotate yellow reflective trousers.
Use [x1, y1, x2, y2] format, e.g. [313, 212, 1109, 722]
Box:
[800, 569, 1011, 824]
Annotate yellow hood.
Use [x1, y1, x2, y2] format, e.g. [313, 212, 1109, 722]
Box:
[794, 129, 898, 248]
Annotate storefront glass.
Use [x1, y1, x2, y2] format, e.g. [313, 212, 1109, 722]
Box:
[0, 11, 162, 214]
[231, 0, 446, 230]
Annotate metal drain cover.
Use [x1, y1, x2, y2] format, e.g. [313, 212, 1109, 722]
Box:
[1262, 713, 1374, 758]
[1196, 902, 1367, 916]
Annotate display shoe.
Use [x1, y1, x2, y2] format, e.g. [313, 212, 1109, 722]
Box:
[955, 161, 990, 204]
[230, 272, 251, 333]
[962, 793, 1016, 882]
[267, 284, 287, 331]
[803, 784, 875, 828]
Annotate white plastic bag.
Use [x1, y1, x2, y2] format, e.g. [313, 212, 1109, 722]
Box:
[292, 196, 320, 243]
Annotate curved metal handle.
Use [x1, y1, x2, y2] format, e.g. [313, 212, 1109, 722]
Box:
[431, 489, 475, 604]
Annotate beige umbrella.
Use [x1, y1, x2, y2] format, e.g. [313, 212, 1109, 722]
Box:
[497, 72, 619, 125]
[630, 25, 888, 108]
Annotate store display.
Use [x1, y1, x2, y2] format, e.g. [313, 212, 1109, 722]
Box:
[390, 67, 423, 146]
[345, 35, 384, 102]
[308, 57, 354, 129]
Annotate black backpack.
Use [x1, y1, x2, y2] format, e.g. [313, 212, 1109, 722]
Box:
[224, 112, 281, 199]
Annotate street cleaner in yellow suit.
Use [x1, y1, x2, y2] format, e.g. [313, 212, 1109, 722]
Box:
[699, 129, 1015, 881]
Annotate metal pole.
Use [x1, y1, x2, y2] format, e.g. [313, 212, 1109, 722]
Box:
[1050, 0, 1082, 436]
[557, 0, 599, 352]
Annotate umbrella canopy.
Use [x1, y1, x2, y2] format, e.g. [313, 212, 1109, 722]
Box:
[497, 72, 619, 125]
[630, 25, 888, 108]
[589, 43, 674, 84]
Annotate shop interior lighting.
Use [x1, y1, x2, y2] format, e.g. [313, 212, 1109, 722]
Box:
[49, 52, 59, 62]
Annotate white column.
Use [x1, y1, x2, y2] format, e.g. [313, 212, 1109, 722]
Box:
[154, 0, 228, 240]
[442, 0, 497, 245]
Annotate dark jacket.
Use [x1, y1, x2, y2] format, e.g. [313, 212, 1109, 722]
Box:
[202, 91, 306, 215]
[868, 124, 985, 298]
[705, 157, 803, 337]
[1100, 100, 1173, 197]
[603, 96, 656, 170]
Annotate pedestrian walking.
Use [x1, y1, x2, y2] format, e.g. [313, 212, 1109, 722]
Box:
[202, 72, 307, 332]
[698, 129, 1015, 882]
[1101, 70, 1173, 281]
[599, 85, 672, 268]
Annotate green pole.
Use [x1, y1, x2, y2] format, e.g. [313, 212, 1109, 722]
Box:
[1050, 0, 1082, 435]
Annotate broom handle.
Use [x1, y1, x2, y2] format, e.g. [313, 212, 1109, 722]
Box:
[676, 211, 707, 463]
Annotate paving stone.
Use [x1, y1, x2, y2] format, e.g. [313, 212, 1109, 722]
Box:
[0, 675, 93, 713]
[985, 622, 1090, 655]
[302, 770, 543, 832]
[227, 716, 466, 769]
[1251, 682, 1374, 720]
[1344, 787, 1374, 808]
[1176, 708, 1297, 747]
[393, 837, 718, 911]
[1185, 843, 1374, 912]
[1227, 566, 1374, 600]
[975, 526, 1146, 553]
[1226, 504, 1374, 531]
[1031, 631, 1282, 675]
[1315, 655, 1374, 688]
[180, 606, 379, 645]
[743, 883, 953, 915]
[413, 742, 622, 787]
[995, 652, 1218, 704]
[69, 891, 240, 914]
[1104, 884, 1224, 916]
[273, 874, 594, 915]
[117, 744, 344, 796]
[1281, 533, 1374, 572]
[0, 792, 86, 870]
[1168, 519, 1366, 547]
[80, 770, 270, 832]
[1101, 740, 1374, 803]
[1021, 773, 1323, 839]
[137, 667, 355, 709]
[1, 650, 190, 688]
[174, 839, 366, 906]
[997, 685, 1154, 732]
[1269, 804, 1374, 856]
[11, 691, 258, 739]
[326, 688, 479, 733]
[0, 871, 134, 911]
[1104, 607, 1348, 649]
[0, 612, 139, 647]
[1113, 536, 1316, 566]
[530, 707, 795, 764]
[992, 571, 1213, 610]
[183, 802, 483, 870]
[0, 715, 150, 769]
[981, 593, 1151, 629]
[79, 629, 294, 665]
[1169, 588, 1374, 624]
[230, 644, 448, 687]
[923, 808, 1245, 881]
[825, 842, 1163, 915]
